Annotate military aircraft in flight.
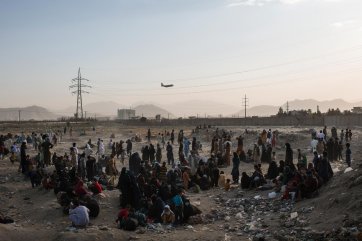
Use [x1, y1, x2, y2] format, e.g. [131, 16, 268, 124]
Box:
[161, 82, 174, 88]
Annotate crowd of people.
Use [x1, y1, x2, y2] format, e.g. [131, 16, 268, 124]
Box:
[0, 125, 354, 230]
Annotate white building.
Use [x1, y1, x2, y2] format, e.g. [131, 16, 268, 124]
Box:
[117, 109, 136, 120]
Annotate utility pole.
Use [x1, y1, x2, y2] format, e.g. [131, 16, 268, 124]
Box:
[69, 67, 91, 119]
[242, 94, 249, 118]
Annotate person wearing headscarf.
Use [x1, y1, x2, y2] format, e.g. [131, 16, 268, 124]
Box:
[285, 143, 295, 171]
[231, 152, 240, 184]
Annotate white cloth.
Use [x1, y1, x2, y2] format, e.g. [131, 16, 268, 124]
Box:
[98, 142, 105, 156]
[317, 132, 325, 140]
[69, 205, 90, 226]
[85, 144, 93, 157]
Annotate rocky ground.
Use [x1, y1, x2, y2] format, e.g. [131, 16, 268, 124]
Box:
[0, 123, 361, 241]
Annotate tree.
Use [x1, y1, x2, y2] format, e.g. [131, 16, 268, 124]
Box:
[277, 107, 284, 116]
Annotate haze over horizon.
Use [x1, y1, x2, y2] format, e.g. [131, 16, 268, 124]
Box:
[1, 0, 362, 111]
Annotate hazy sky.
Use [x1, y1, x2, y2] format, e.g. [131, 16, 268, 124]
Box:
[1, 0, 362, 113]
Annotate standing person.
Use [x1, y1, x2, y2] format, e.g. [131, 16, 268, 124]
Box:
[161, 134, 165, 149]
[231, 152, 240, 184]
[147, 128, 151, 142]
[20, 141, 27, 174]
[236, 135, 244, 155]
[86, 156, 96, 181]
[172, 191, 184, 225]
[338, 141, 343, 161]
[345, 129, 349, 142]
[285, 143, 295, 171]
[149, 144, 156, 162]
[156, 144, 162, 163]
[323, 126, 328, 140]
[252, 144, 261, 165]
[126, 139, 132, 156]
[106, 154, 118, 176]
[84, 144, 93, 158]
[41, 138, 53, 166]
[183, 138, 190, 158]
[70, 143, 79, 171]
[141, 145, 150, 162]
[345, 143, 352, 167]
[182, 167, 191, 190]
[178, 130, 183, 145]
[224, 141, 232, 166]
[97, 140, 105, 157]
[271, 131, 277, 148]
[111, 142, 116, 156]
[191, 137, 197, 154]
[166, 142, 174, 166]
[340, 130, 344, 143]
[170, 129, 175, 145]
[78, 153, 86, 180]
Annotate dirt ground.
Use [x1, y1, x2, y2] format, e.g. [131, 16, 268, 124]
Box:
[0, 122, 361, 241]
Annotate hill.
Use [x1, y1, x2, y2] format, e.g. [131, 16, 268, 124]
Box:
[134, 104, 174, 118]
[284, 98, 359, 113]
[235, 99, 362, 117]
[0, 106, 58, 121]
[59, 101, 124, 117]
[164, 100, 238, 117]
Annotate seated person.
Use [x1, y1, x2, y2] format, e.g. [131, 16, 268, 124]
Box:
[148, 195, 165, 223]
[88, 178, 103, 195]
[128, 208, 146, 227]
[300, 170, 319, 198]
[74, 178, 89, 197]
[266, 161, 279, 180]
[240, 172, 251, 189]
[161, 205, 175, 225]
[69, 199, 90, 227]
[199, 175, 210, 191]
[116, 205, 130, 228]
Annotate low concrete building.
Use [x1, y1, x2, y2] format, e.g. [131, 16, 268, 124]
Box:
[117, 109, 136, 120]
[352, 107, 362, 114]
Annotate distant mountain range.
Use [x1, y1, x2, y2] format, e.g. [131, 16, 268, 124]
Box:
[235, 99, 362, 117]
[162, 100, 238, 117]
[2, 99, 361, 121]
[0, 106, 58, 121]
[134, 104, 174, 118]
[57, 102, 174, 119]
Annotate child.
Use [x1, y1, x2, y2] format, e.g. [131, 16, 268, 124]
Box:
[161, 205, 175, 225]
[218, 171, 226, 187]
[224, 179, 231, 191]
[9, 152, 17, 164]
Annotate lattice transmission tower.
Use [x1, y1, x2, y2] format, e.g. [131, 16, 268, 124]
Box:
[242, 94, 249, 118]
[69, 68, 91, 119]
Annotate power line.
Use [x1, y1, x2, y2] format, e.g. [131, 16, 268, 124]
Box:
[69, 68, 91, 119]
[94, 54, 362, 94]
[92, 46, 362, 94]
[90, 65, 362, 97]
